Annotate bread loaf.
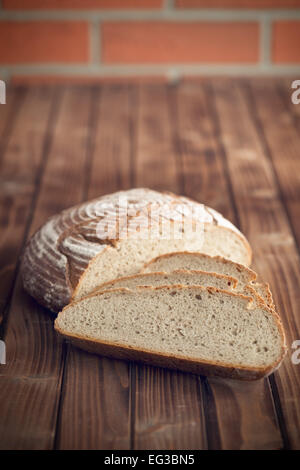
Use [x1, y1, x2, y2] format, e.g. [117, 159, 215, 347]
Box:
[21, 188, 251, 311]
[55, 285, 286, 380]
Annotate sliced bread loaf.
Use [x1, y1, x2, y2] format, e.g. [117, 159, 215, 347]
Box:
[92, 269, 237, 293]
[55, 285, 286, 380]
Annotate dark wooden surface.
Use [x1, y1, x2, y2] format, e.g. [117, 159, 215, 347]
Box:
[0, 78, 300, 450]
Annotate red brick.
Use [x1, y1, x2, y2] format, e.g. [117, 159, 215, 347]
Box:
[272, 21, 300, 64]
[2, 0, 163, 9]
[102, 22, 259, 64]
[176, 0, 300, 7]
[0, 22, 89, 64]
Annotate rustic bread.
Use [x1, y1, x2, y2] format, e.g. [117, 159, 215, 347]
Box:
[92, 269, 238, 293]
[55, 285, 286, 380]
[21, 188, 251, 312]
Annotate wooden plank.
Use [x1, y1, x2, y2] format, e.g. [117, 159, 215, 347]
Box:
[257, 79, 300, 248]
[244, 79, 300, 449]
[0, 87, 93, 449]
[0, 87, 24, 145]
[55, 85, 133, 450]
[0, 87, 56, 320]
[134, 366, 206, 450]
[172, 80, 282, 450]
[210, 78, 300, 449]
[135, 84, 181, 193]
[172, 81, 234, 221]
[133, 84, 207, 450]
[27, 87, 92, 228]
[88, 85, 133, 198]
[56, 346, 132, 450]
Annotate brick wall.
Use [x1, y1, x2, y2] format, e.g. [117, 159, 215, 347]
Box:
[0, 0, 300, 83]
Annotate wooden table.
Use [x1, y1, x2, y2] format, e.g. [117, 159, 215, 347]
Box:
[0, 78, 300, 450]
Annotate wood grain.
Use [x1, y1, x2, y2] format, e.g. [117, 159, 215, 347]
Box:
[250, 80, 300, 249]
[245, 79, 300, 449]
[88, 85, 134, 198]
[171, 82, 233, 219]
[172, 80, 282, 450]
[134, 366, 206, 450]
[211, 78, 300, 449]
[56, 346, 131, 449]
[133, 84, 207, 450]
[0, 87, 92, 449]
[0, 87, 24, 149]
[55, 85, 133, 450]
[0, 87, 56, 320]
[135, 84, 181, 193]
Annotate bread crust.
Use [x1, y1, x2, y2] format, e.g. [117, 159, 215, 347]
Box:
[55, 285, 286, 381]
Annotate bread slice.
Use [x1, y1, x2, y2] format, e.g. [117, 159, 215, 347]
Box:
[92, 269, 238, 293]
[55, 285, 286, 380]
[142, 252, 256, 286]
[94, 270, 274, 313]
[142, 252, 275, 310]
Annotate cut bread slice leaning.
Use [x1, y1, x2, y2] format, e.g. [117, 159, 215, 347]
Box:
[142, 251, 256, 286]
[141, 251, 274, 309]
[93, 269, 274, 313]
[92, 269, 238, 293]
[55, 285, 286, 380]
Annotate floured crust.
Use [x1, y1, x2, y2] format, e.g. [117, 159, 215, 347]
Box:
[21, 188, 252, 311]
[55, 285, 286, 381]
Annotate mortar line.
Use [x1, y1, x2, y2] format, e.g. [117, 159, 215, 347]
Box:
[260, 15, 272, 65]
[1, 9, 300, 21]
